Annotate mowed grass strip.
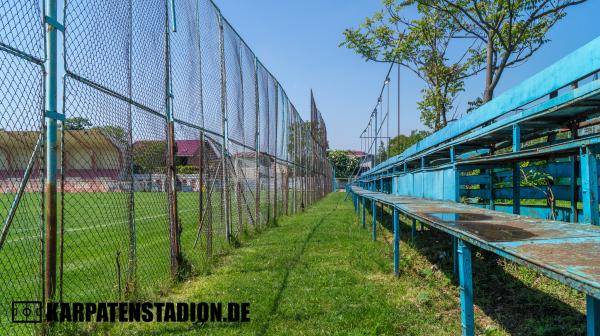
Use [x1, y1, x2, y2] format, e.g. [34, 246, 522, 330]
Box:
[106, 193, 457, 335]
[93, 193, 584, 335]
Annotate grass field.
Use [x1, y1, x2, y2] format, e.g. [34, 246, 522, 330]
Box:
[0, 187, 296, 335]
[85, 192, 584, 336]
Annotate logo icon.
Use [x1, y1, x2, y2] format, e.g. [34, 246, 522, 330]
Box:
[12, 301, 42, 323]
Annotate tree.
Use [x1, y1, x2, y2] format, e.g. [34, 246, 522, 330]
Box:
[327, 150, 360, 179]
[101, 125, 128, 146]
[63, 117, 92, 130]
[417, 0, 586, 102]
[341, 1, 482, 130]
[385, 130, 430, 157]
[132, 141, 167, 191]
[377, 140, 387, 163]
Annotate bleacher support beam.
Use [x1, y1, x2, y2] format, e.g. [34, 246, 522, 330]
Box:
[512, 124, 521, 215]
[372, 200, 377, 241]
[581, 146, 599, 225]
[458, 239, 474, 336]
[588, 295, 600, 336]
[362, 197, 366, 229]
[393, 207, 400, 277]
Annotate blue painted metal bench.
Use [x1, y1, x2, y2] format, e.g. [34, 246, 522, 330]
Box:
[351, 36, 600, 335]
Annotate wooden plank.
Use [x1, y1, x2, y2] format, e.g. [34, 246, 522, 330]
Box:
[460, 175, 491, 185]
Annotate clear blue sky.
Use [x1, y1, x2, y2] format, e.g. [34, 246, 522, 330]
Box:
[214, 0, 600, 150]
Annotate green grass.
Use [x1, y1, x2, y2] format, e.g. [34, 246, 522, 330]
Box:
[0, 188, 297, 335]
[3, 193, 587, 335]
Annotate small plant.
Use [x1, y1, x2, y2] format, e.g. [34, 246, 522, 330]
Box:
[520, 162, 557, 220]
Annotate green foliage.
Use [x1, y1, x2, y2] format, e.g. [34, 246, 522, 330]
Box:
[417, 0, 586, 101]
[132, 141, 167, 174]
[327, 150, 360, 179]
[466, 97, 484, 113]
[63, 117, 93, 130]
[382, 130, 430, 158]
[176, 165, 199, 174]
[377, 140, 386, 162]
[342, 0, 584, 129]
[100, 125, 128, 147]
[341, 1, 482, 130]
[62, 118, 129, 148]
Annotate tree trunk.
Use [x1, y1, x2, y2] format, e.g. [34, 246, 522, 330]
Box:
[441, 107, 447, 127]
[434, 83, 442, 130]
[484, 33, 494, 102]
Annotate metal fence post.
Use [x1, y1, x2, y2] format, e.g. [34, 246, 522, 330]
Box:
[581, 146, 599, 225]
[292, 117, 296, 215]
[458, 239, 475, 336]
[44, 0, 60, 305]
[126, 0, 136, 291]
[265, 76, 271, 223]
[218, 13, 231, 242]
[362, 196, 366, 229]
[273, 83, 278, 221]
[393, 207, 400, 277]
[165, 0, 180, 276]
[199, 131, 205, 238]
[452, 237, 459, 275]
[512, 124, 521, 215]
[570, 124, 580, 222]
[372, 200, 376, 241]
[488, 164, 494, 210]
[587, 295, 600, 336]
[237, 43, 245, 234]
[301, 145, 305, 211]
[450, 146, 459, 276]
[283, 99, 289, 215]
[254, 57, 261, 227]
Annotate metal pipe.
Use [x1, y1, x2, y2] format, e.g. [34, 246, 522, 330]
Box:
[254, 57, 261, 225]
[170, 0, 177, 32]
[570, 123, 579, 222]
[587, 295, 600, 335]
[374, 108, 378, 165]
[165, 0, 180, 276]
[126, 0, 136, 294]
[397, 64, 400, 138]
[393, 207, 400, 277]
[372, 200, 376, 241]
[581, 146, 599, 225]
[44, 0, 59, 304]
[458, 239, 474, 336]
[512, 124, 521, 215]
[218, 13, 231, 241]
[273, 83, 278, 221]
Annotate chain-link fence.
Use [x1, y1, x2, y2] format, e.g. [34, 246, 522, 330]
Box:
[0, 0, 332, 334]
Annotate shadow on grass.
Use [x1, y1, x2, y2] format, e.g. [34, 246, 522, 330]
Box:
[256, 198, 342, 336]
[127, 198, 342, 336]
[365, 202, 585, 336]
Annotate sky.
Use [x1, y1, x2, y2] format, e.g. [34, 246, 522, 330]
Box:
[213, 0, 600, 150]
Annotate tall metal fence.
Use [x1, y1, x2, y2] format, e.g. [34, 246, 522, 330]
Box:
[0, 0, 332, 333]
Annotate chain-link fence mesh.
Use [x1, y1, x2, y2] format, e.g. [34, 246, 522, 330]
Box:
[0, 0, 45, 334]
[0, 0, 333, 333]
